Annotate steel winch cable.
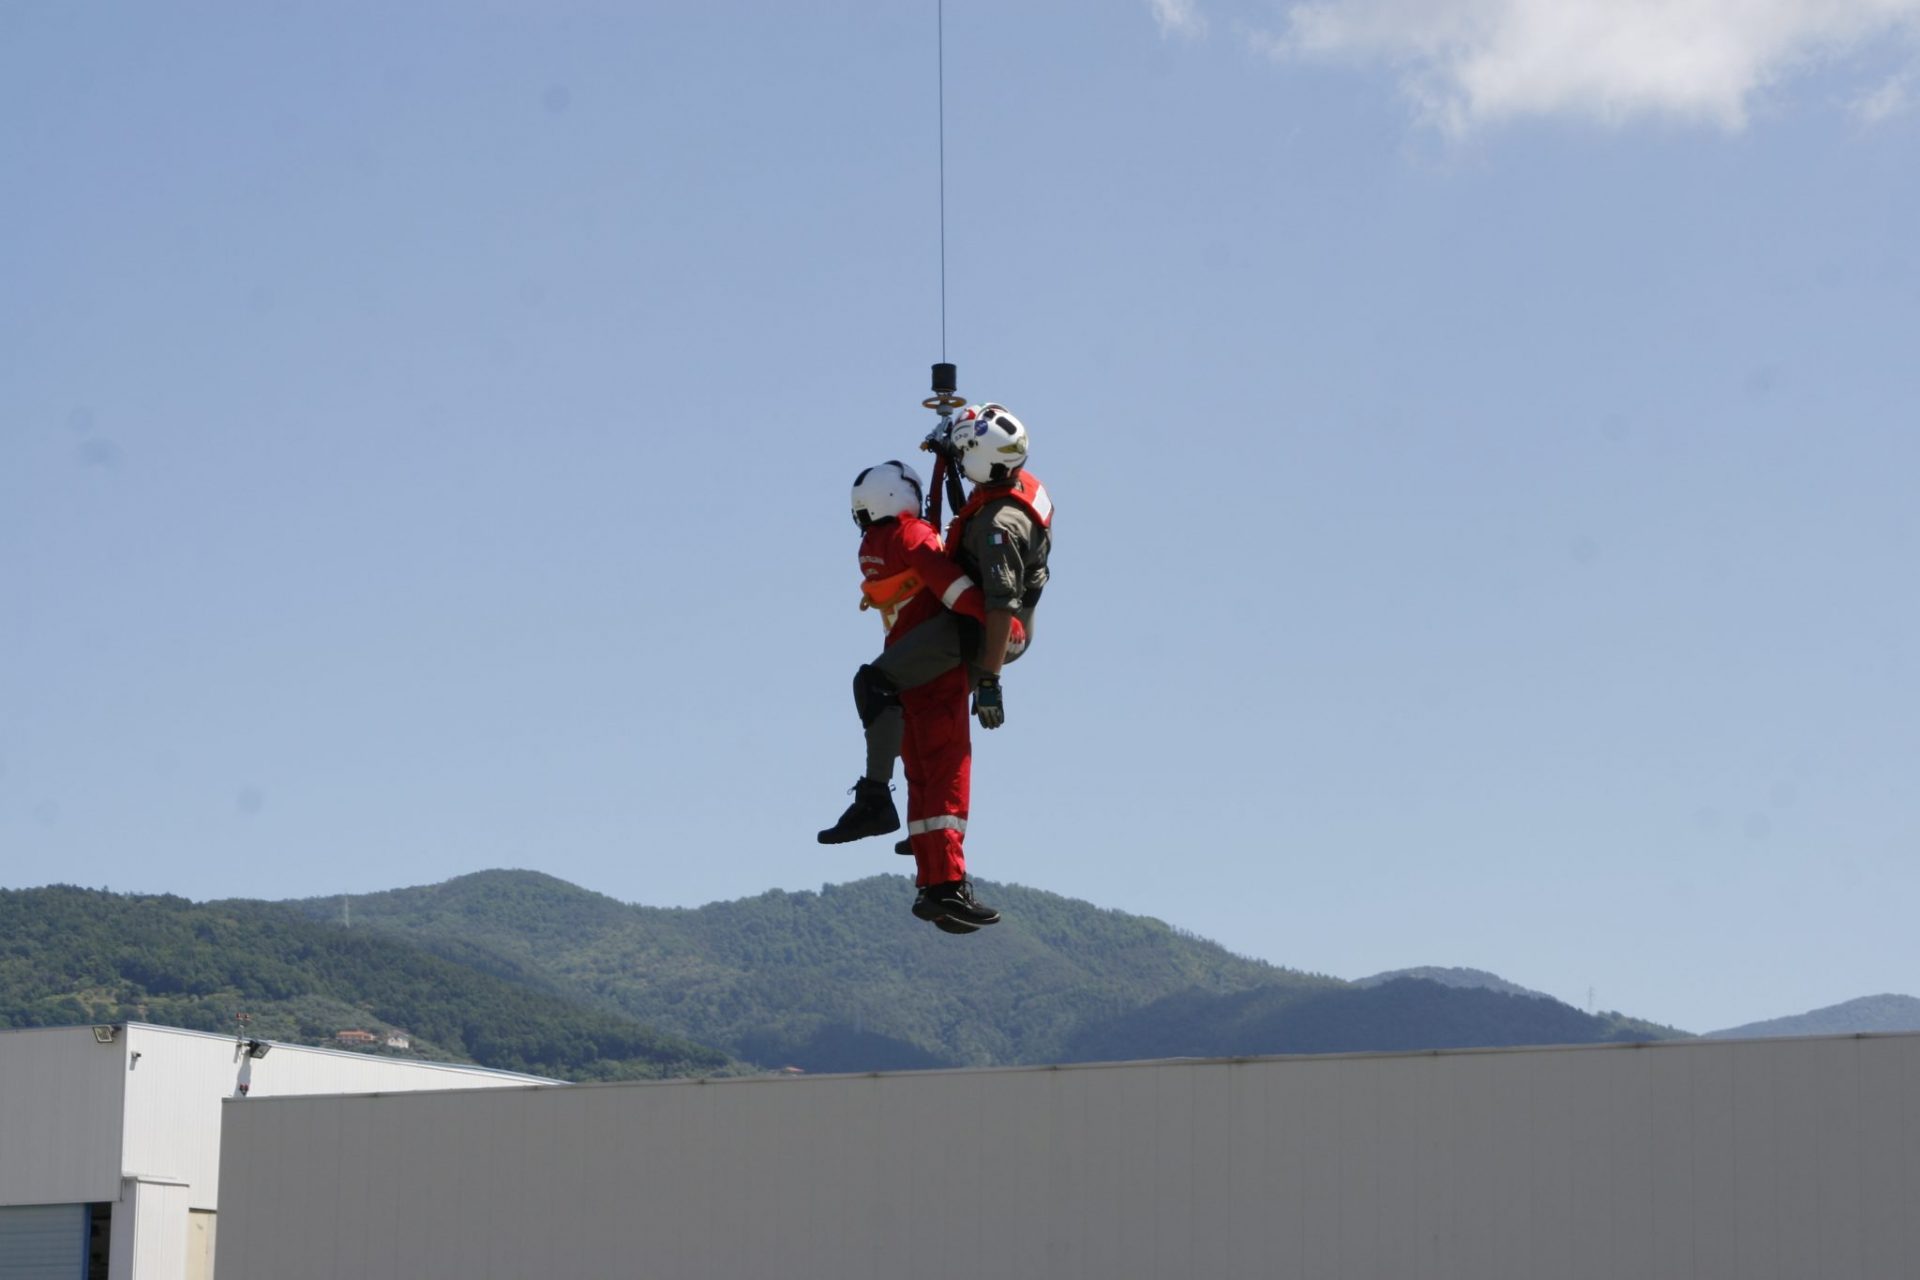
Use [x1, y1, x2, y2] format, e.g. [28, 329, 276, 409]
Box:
[938, 0, 948, 362]
[922, 0, 967, 527]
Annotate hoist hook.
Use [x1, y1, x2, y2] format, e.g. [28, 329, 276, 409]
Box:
[920, 362, 966, 529]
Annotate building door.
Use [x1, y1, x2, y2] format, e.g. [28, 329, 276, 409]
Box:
[0, 1204, 88, 1279]
[183, 1213, 214, 1280]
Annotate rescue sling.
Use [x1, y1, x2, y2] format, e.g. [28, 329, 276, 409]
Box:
[859, 566, 925, 633]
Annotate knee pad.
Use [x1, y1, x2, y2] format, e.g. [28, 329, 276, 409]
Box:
[852, 664, 901, 726]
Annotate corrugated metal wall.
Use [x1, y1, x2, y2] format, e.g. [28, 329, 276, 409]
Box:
[215, 1033, 1920, 1280]
[117, 1024, 545, 1211]
[0, 1026, 127, 1206]
[109, 1179, 189, 1280]
[2, 1023, 555, 1280]
[0, 1204, 90, 1280]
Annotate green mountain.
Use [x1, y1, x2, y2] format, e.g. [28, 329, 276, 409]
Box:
[274, 870, 1687, 1072]
[4, 871, 1693, 1080]
[275, 870, 1334, 1071]
[1062, 977, 1681, 1062]
[1705, 994, 1920, 1039]
[1354, 965, 1547, 999]
[0, 885, 731, 1081]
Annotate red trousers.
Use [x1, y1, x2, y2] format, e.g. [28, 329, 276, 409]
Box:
[900, 663, 971, 887]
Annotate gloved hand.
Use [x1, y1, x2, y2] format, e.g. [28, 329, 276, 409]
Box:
[973, 675, 1005, 730]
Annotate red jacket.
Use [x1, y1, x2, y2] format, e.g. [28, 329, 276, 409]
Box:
[858, 515, 984, 645]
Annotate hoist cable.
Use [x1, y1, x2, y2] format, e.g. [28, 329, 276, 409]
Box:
[938, 0, 948, 360]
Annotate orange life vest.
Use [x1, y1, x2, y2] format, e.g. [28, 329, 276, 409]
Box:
[948, 470, 1052, 547]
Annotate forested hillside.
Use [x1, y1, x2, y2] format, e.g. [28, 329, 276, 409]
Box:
[1062, 977, 1681, 1062]
[1354, 966, 1547, 999]
[277, 870, 1333, 1070]
[0, 885, 732, 1080]
[1706, 994, 1920, 1039]
[5, 872, 1696, 1080]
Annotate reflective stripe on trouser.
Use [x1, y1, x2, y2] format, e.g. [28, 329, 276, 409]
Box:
[900, 664, 970, 887]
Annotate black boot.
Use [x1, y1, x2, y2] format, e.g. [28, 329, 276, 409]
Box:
[913, 879, 1000, 927]
[912, 886, 977, 933]
[894, 837, 914, 856]
[816, 779, 900, 844]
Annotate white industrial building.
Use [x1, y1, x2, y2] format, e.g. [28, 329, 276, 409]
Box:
[0, 1023, 552, 1280]
[216, 1031, 1920, 1280]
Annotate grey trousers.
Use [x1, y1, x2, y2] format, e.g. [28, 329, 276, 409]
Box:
[863, 614, 969, 781]
[861, 614, 1032, 781]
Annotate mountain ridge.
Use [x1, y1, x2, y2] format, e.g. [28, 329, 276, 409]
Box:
[1354, 965, 1549, 1000]
[1705, 993, 1920, 1040]
[0, 883, 733, 1080]
[274, 869, 1333, 1070]
[272, 870, 1689, 1069]
[22, 868, 1905, 1079]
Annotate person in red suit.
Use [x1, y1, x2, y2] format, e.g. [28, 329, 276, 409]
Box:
[817, 404, 1052, 934]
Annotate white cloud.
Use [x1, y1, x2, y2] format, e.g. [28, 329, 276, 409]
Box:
[1151, 0, 1209, 39]
[1854, 69, 1917, 120]
[1243, 0, 1920, 133]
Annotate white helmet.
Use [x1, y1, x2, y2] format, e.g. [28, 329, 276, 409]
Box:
[850, 460, 924, 528]
[951, 403, 1029, 484]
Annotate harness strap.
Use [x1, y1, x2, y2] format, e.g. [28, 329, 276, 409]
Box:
[860, 567, 925, 631]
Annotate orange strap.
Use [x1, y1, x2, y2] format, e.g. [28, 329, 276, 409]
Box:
[860, 567, 922, 610]
[859, 567, 924, 630]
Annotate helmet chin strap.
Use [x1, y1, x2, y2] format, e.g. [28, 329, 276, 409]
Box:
[921, 362, 967, 527]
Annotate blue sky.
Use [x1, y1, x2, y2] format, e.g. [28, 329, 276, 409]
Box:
[4, 0, 1916, 1034]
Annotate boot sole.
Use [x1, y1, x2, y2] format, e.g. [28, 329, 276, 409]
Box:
[928, 902, 1000, 927]
[816, 821, 901, 845]
[914, 884, 1000, 928]
[911, 901, 998, 927]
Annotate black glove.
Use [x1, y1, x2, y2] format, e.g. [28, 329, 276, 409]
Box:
[973, 675, 1005, 730]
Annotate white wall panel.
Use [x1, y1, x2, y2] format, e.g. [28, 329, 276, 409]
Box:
[0, 1026, 127, 1206]
[1771, 1038, 1825, 1280]
[3, 1021, 546, 1235]
[107, 1177, 188, 1280]
[1858, 1036, 1916, 1280]
[1810, 1038, 1866, 1280]
[1647, 1044, 1697, 1274]
[218, 1034, 1920, 1280]
[1522, 1048, 1576, 1280]
[1686, 1035, 1738, 1280]
[117, 1024, 546, 1212]
[115, 1029, 234, 1210]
